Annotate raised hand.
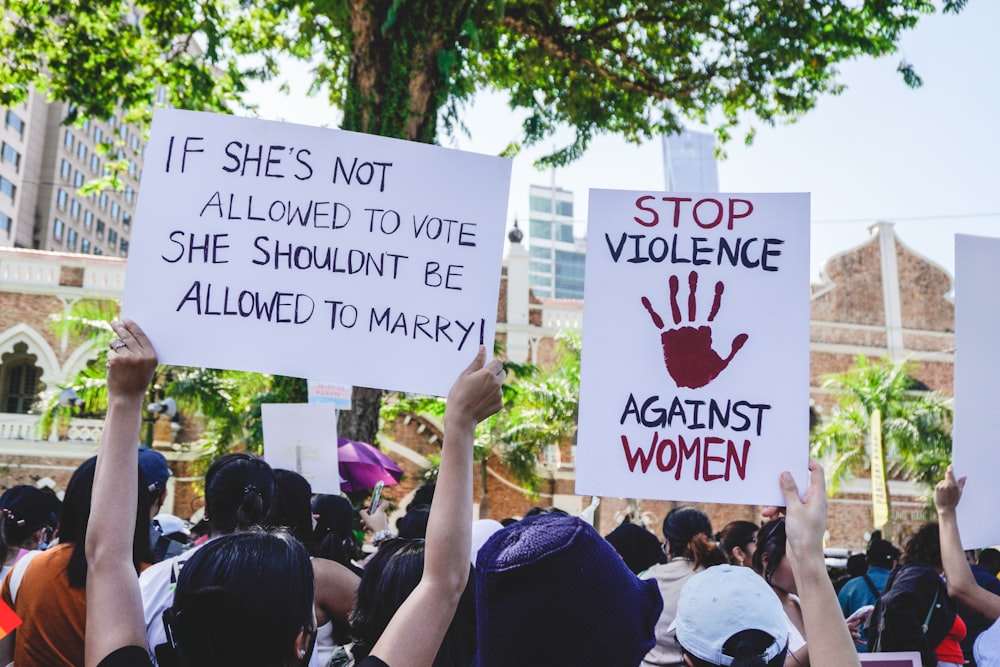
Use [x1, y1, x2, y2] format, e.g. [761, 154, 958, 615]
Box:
[106, 319, 158, 400]
[445, 345, 505, 428]
[934, 465, 966, 514]
[641, 270, 748, 389]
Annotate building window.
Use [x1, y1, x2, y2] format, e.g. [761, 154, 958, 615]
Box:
[67, 228, 78, 250]
[110, 201, 119, 219]
[0, 212, 10, 233]
[61, 159, 72, 179]
[57, 189, 68, 209]
[81, 118, 90, 131]
[74, 170, 84, 188]
[120, 238, 129, 254]
[529, 219, 552, 240]
[77, 142, 87, 160]
[53, 218, 64, 240]
[4, 110, 24, 137]
[530, 246, 551, 260]
[0, 176, 15, 202]
[1, 344, 42, 414]
[84, 210, 94, 230]
[99, 192, 108, 210]
[90, 154, 100, 173]
[108, 228, 118, 245]
[529, 195, 552, 214]
[122, 212, 131, 227]
[94, 247, 103, 256]
[1, 142, 20, 171]
[130, 134, 139, 151]
[93, 126, 103, 143]
[109, 114, 117, 129]
[124, 186, 134, 204]
[558, 223, 574, 243]
[64, 129, 74, 148]
[120, 125, 128, 139]
[530, 260, 551, 273]
[81, 238, 90, 253]
[70, 199, 81, 218]
[96, 219, 105, 238]
[556, 201, 574, 217]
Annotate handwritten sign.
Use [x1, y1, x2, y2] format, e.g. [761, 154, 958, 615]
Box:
[576, 190, 810, 506]
[953, 234, 1000, 548]
[262, 403, 340, 494]
[123, 109, 511, 397]
[308, 381, 353, 410]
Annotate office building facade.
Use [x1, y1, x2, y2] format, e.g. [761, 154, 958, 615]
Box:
[526, 184, 586, 299]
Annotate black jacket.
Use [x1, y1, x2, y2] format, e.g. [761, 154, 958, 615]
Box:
[867, 562, 958, 667]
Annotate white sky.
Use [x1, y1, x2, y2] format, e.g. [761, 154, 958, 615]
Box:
[242, 1, 999, 283]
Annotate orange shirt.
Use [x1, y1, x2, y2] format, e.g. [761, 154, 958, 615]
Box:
[1, 543, 86, 667]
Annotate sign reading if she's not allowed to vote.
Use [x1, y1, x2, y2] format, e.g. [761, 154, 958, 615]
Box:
[123, 109, 511, 397]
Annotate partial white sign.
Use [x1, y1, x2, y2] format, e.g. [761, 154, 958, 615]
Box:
[953, 234, 1000, 548]
[576, 190, 810, 507]
[123, 109, 511, 396]
[307, 381, 353, 410]
[261, 403, 340, 494]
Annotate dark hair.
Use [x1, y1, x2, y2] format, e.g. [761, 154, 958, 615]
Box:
[0, 485, 60, 564]
[204, 453, 275, 536]
[312, 494, 361, 574]
[846, 553, 869, 577]
[663, 506, 726, 569]
[605, 520, 666, 574]
[167, 529, 314, 667]
[267, 469, 315, 553]
[752, 518, 786, 585]
[351, 538, 476, 666]
[61, 456, 152, 588]
[396, 504, 430, 539]
[979, 547, 1000, 576]
[523, 506, 569, 518]
[716, 520, 758, 564]
[901, 522, 942, 568]
[410, 483, 436, 508]
[684, 629, 787, 667]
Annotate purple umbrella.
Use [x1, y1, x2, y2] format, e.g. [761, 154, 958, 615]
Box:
[337, 437, 404, 493]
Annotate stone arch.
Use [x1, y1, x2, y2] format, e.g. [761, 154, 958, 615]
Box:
[0, 323, 61, 391]
[61, 339, 102, 381]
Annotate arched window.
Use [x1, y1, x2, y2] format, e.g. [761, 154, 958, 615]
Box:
[1, 342, 43, 414]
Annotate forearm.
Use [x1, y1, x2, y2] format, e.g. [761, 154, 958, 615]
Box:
[423, 413, 474, 589]
[789, 556, 859, 667]
[936, 508, 976, 597]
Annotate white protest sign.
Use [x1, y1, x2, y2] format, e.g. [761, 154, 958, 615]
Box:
[307, 381, 353, 410]
[262, 403, 341, 494]
[123, 109, 511, 397]
[576, 190, 810, 507]
[953, 234, 1000, 548]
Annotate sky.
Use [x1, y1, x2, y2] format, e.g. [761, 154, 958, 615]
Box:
[242, 1, 1000, 283]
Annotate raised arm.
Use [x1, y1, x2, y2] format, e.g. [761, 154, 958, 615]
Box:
[84, 320, 158, 667]
[935, 465, 1000, 621]
[771, 458, 860, 667]
[368, 346, 504, 667]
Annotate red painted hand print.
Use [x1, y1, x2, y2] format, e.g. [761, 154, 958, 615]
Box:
[641, 271, 749, 389]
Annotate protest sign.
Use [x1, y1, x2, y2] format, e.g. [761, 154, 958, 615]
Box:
[576, 190, 810, 507]
[262, 403, 341, 494]
[953, 234, 1000, 548]
[308, 380, 353, 410]
[123, 109, 511, 397]
[858, 652, 921, 667]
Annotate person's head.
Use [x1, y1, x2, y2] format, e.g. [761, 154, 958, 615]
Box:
[351, 538, 476, 667]
[312, 494, 359, 569]
[901, 522, 942, 569]
[752, 518, 795, 595]
[410, 483, 436, 508]
[866, 539, 900, 570]
[61, 456, 152, 588]
[845, 553, 869, 577]
[978, 547, 1000, 576]
[204, 453, 276, 537]
[267, 469, 315, 551]
[165, 529, 315, 667]
[605, 520, 667, 574]
[673, 565, 789, 667]
[716, 520, 759, 567]
[0, 485, 60, 563]
[663, 506, 726, 569]
[138, 445, 171, 514]
[475, 512, 662, 666]
[396, 504, 431, 539]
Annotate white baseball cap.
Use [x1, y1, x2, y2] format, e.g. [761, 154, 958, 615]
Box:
[670, 564, 789, 666]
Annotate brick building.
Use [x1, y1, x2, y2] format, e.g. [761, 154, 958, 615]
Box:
[0, 221, 955, 550]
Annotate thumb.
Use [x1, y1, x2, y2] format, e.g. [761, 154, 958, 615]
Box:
[464, 345, 487, 375]
[779, 471, 799, 508]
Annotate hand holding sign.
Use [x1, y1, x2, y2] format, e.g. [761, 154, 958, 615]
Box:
[641, 270, 749, 389]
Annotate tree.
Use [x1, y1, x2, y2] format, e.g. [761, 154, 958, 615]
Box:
[2, 0, 966, 443]
[810, 356, 952, 533]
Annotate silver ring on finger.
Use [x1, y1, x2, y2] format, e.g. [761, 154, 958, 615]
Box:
[112, 340, 127, 351]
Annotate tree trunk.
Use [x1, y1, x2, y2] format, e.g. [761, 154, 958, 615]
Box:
[334, 2, 473, 445]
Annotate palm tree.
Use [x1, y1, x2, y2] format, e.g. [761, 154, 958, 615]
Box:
[810, 355, 952, 532]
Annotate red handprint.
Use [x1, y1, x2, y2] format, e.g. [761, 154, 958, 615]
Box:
[641, 271, 749, 389]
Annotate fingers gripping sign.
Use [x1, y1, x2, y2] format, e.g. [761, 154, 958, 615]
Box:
[106, 319, 159, 400]
[447, 346, 505, 425]
[641, 270, 749, 389]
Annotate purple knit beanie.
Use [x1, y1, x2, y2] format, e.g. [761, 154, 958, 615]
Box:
[475, 512, 663, 666]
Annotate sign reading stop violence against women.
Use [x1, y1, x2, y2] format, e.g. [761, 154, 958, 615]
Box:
[123, 109, 511, 397]
[576, 190, 810, 507]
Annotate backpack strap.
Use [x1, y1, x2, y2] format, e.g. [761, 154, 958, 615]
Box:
[7, 549, 41, 604]
[921, 585, 940, 634]
[862, 574, 881, 599]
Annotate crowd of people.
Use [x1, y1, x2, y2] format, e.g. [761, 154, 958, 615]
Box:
[0, 319, 996, 667]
